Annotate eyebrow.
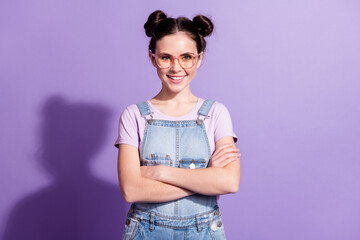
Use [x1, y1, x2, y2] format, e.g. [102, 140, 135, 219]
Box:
[158, 52, 197, 55]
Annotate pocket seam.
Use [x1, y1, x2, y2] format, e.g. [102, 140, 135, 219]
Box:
[128, 219, 139, 240]
[141, 159, 173, 166]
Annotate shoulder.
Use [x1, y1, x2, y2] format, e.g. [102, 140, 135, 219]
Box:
[205, 100, 237, 142]
[207, 100, 231, 118]
[121, 104, 140, 116]
[119, 103, 143, 125]
[212, 100, 228, 111]
[122, 103, 140, 115]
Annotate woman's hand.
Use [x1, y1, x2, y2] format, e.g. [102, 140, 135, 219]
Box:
[209, 143, 241, 168]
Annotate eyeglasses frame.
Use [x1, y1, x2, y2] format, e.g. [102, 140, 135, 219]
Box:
[150, 52, 202, 69]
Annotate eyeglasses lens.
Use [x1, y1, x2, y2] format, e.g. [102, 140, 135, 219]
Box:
[157, 54, 196, 69]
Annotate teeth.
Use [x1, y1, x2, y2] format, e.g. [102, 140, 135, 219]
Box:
[169, 76, 185, 80]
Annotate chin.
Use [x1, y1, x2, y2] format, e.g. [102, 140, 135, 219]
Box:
[166, 85, 188, 94]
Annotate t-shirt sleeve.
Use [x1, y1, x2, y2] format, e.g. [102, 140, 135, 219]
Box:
[114, 105, 140, 149]
[212, 102, 238, 143]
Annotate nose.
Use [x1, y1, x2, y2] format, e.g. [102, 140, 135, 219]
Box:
[170, 57, 182, 71]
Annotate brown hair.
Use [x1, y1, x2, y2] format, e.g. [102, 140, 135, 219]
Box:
[144, 10, 214, 53]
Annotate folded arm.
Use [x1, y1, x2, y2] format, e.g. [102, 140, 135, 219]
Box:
[141, 136, 241, 196]
[118, 144, 194, 203]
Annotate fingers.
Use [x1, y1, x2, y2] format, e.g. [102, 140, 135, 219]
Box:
[210, 151, 241, 168]
[212, 144, 239, 159]
[220, 155, 240, 167]
[209, 143, 241, 167]
[217, 156, 239, 167]
[222, 153, 241, 165]
[211, 148, 239, 163]
[213, 153, 241, 167]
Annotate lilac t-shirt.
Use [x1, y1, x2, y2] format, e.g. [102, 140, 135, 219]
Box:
[114, 98, 237, 154]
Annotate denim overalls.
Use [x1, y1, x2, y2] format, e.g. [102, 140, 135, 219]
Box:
[122, 100, 226, 240]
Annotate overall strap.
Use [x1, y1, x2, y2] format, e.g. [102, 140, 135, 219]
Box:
[198, 99, 215, 117]
[137, 101, 152, 117]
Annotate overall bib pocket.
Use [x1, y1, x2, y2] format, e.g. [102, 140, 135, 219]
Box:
[141, 153, 173, 166]
[179, 158, 207, 169]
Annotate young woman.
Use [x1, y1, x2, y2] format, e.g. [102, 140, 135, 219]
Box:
[115, 10, 241, 240]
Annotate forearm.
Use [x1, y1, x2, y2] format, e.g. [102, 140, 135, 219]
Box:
[118, 144, 194, 203]
[120, 176, 194, 203]
[156, 161, 240, 195]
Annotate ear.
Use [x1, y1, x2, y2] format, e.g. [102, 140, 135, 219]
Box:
[149, 51, 157, 68]
[196, 52, 204, 69]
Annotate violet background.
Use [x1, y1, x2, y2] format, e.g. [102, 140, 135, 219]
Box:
[1, 0, 360, 239]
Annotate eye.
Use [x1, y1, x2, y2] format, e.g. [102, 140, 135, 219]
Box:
[159, 54, 171, 61]
[181, 54, 193, 61]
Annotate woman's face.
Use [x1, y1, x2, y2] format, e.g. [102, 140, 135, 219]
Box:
[150, 31, 203, 95]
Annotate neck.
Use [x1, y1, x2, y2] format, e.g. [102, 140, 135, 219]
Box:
[154, 87, 197, 104]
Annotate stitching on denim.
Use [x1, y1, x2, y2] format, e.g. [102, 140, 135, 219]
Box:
[141, 160, 172, 167]
[131, 206, 218, 220]
[174, 199, 178, 216]
[147, 119, 199, 128]
[197, 99, 209, 116]
[175, 126, 180, 216]
[176, 127, 179, 167]
[132, 218, 216, 230]
[137, 101, 152, 117]
[179, 159, 206, 163]
[208, 223, 216, 240]
[140, 121, 150, 162]
[199, 122, 212, 161]
[198, 99, 215, 116]
[126, 219, 139, 240]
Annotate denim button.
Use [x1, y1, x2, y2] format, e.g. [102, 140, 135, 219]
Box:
[189, 160, 196, 169]
[126, 219, 130, 225]
[211, 222, 217, 231]
[217, 221, 222, 227]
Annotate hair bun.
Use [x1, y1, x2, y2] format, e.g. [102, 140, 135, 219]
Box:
[144, 10, 167, 37]
[193, 15, 214, 37]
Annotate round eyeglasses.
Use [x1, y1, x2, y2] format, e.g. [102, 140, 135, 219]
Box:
[151, 52, 201, 69]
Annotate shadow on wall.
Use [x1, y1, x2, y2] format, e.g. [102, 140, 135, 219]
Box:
[3, 96, 128, 240]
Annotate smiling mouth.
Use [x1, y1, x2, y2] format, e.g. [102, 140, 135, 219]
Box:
[167, 75, 186, 82]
